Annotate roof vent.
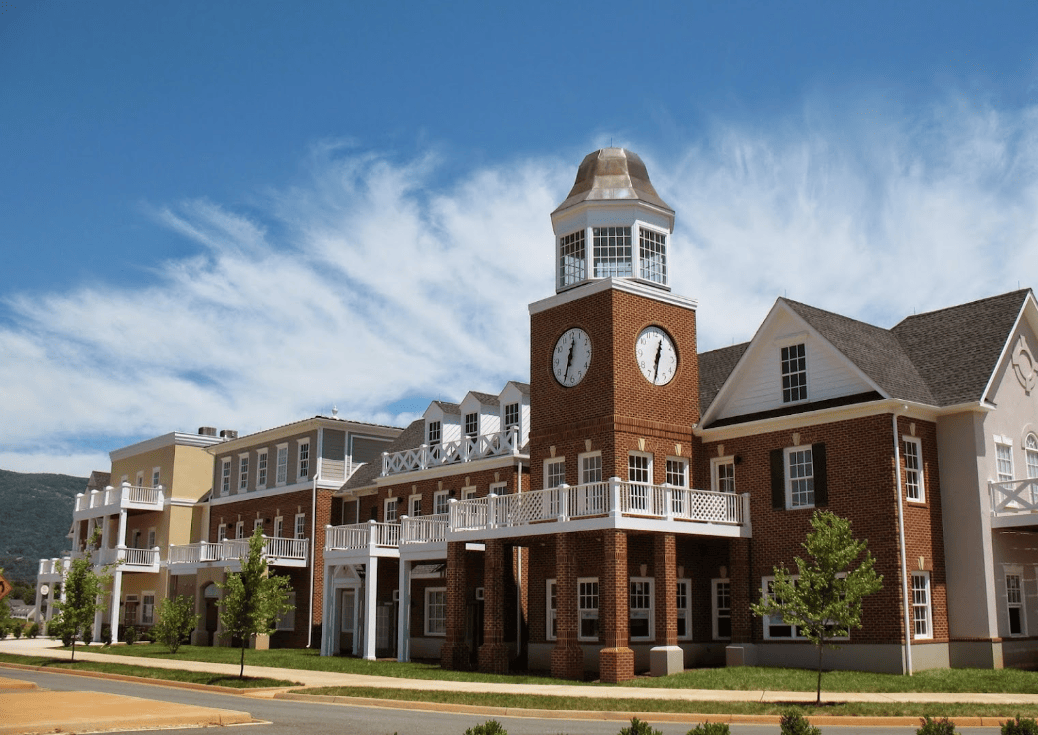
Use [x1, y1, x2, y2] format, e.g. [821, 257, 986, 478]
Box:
[198, 427, 217, 436]
[220, 429, 238, 439]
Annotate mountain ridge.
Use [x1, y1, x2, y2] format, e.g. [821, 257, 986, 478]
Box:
[0, 469, 86, 584]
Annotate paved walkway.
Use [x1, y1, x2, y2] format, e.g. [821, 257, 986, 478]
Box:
[0, 637, 1034, 732]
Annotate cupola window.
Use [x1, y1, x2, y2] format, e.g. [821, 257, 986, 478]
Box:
[593, 226, 633, 278]
[639, 229, 667, 285]
[558, 230, 586, 289]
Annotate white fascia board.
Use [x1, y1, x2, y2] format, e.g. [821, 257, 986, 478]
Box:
[528, 277, 697, 316]
[110, 432, 218, 461]
[980, 293, 1036, 405]
[166, 498, 199, 508]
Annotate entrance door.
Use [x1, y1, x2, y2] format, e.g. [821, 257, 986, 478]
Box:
[339, 589, 356, 654]
[203, 583, 220, 646]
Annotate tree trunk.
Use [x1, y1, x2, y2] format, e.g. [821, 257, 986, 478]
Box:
[70, 637, 76, 663]
[816, 642, 823, 705]
[239, 638, 246, 678]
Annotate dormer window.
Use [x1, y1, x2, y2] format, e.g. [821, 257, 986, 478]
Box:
[464, 412, 479, 438]
[639, 229, 667, 285]
[781, 343, 807, 403]
[558, 230, 586, 289]
[428, 421, 441, 446]
[593, 227, 632, 278]
[504, 402, 519, 431]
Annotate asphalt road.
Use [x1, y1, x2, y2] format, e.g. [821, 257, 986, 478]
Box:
[0, 667, 1003, 735]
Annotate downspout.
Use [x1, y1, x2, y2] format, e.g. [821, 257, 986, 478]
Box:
[515, 459, 523, 658]
[893, 409, 913, 676]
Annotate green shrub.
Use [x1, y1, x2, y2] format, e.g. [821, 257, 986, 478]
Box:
[918, 715, 956, 735]
[1002, 717, 1038, 735]
[81, 625, 93, 645]
[780, 710, 820, 735]
[26, 622, 39, 638]
[123, 625, 139, 645]
[11, 624, 22, 639]
[688, 723, 731, 735]
[100, 624, 112, 645]
[464, 720, 507, 735]
[619, 718, 663, 735]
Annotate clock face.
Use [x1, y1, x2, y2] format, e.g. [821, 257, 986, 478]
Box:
[636, 326, 678, 386]
[553, 327, 592, 387]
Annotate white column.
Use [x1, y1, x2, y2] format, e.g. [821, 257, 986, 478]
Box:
[397, 559, 411, 662]
[116, 509, 128, 554]
[34, 583, 44, 631]
[363, 556, 378, 660]
[109, 568, 123, 638]
[321, 565, 335, 657]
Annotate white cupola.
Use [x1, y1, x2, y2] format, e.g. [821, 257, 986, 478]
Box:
[550, 148, 675, 294]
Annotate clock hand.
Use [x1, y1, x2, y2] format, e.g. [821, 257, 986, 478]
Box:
[653, 339, 663, 381]
[563, 339, 575, 381]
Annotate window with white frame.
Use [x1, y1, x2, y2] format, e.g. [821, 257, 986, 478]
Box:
[1006, 572, 1025, 636]
[546, 579, 557, 641]
[298, 439, 310, 480]
[253, 517, 264, 533]
[559, 229, 586, 288]
[425, 588, 446, 636]
[428, 421, 441, 446]
[489, 481, 508, 496]
[628, 452, 651, 511]
[141, 593, 155, 625]
[1026, 434, 1038, 480]
[676, 579, 692, 640]
[273, 516, 283, 538]
[276, 590, 296, 631]
[545, 458, 565, 488]
[220, 459, 231, 495]
[384, 498, 398, 523]
[434, 490, 450, 515]
[294, 513, 305, 539]
[239, 455, 249, 492]
[786, 447, 815, 508]
[136, 470, 145, 487]
[151, 467, 161, 488]
[217, 523, 227, 542]
[146, 528, 156, 549]
[409, 494, 422, 517]
[629, 578, 654, 641]
[639, 228, 667, 285]
[276, 444, 288, 485]
[712, 457, 735, 494]
[997, 440, 1015, 483]
[903, 437, 925, 502]
[911, 572, 932, 639]
[464, 412, 479, 438]
[667, 457, 689, 487]
[462, 486, 477, 500]
[504, 402, 520, 431]
[256, 450, 268, 489]
[593, 226, 632, 278]
[578, 577, 599, 641]
[580, 452, 602, 484]
[235, 520, 245, 539]
[131, 529, 141, 548]
[781, 343, 808, 403]
[761, 575, 848, 640]
[123, 595, 139, 626]
[712, 578, 731, 640]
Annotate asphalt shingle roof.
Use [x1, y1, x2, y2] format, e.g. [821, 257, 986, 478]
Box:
[698, 343, 748, 415]
[344, 419, 425, 491]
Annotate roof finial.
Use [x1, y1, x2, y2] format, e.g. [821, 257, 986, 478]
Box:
[332, 405, 338, 418]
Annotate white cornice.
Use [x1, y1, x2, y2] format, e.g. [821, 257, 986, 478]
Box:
[528, 278, 697, 316]
[207, 418, 401, 454]
[110, 432, 224, 461]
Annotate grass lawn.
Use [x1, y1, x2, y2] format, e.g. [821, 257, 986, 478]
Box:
[89, 644, 1038, 694]
[0, 652, 299, 688]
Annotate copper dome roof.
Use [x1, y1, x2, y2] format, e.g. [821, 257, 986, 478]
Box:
[553, 148, 673, 215]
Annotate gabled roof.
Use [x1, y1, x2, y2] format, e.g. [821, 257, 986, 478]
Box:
[467, 392, 500, 408]
[344, 419, 425, 491]
[430, 401, 461, 415]
[698, 343, 748, 415]
[512, 382, 531, 396]
[86, 471, 111, 492]
[891, 289, 1031, 406]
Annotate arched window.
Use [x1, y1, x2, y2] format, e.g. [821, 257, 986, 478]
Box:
[1026, 433, 1038, 480]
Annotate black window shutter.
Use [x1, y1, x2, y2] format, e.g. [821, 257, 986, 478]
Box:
[770, 448, 785, 509]
[812, 443, 828, 506]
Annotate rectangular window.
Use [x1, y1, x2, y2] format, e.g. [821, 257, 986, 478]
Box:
[578, 577, 599, 641]
[666, 458, 689, 488]
[464, 412, 479, 438]
[911, 572, 932, 639]
[545, 458, 566, 488]
[781, 343, 808, 403]
[639, 228, 667, 285]
[217, 523, 227, 542]
[239, 455, 249, 492]
[763, 578, 795, 639]
[295, 513, 306, 539]
[141, 593, 155, 626]
[581, 453, 603, 484]
[298, 439, 310, 480]
[593, 226, 632, 278]
[997, 442, 1015, 483]
[559, 229, 586, 288]
[253, 518, 263, 533]
[276, 445, 288, 485]
[151, 467, 161, 488]
[1007, 573, 1025, 636]
[131, 529, 141, 548]
[546, 579, 557, 641]
[428, 421, 441, 446]
[462, 486, 477, 500]
[434, 490, 449, 516]
[629, 578, 654, 641]
[384, 498, 398, 523]
[409, 494, 422, 517]
[123, 596, 139, 626]
[628, 452, 651, 511]
[676, 579, 692, 640]
[257, 450, 268, 489]
[136, 471, 145, 488]
[712, 579, 732, 640]
[904, 437, 925, 502]
[276, 590, 296, 631]
[425, 588, 447, 636]
[712, 457, 735, 494]
[489, 481, 508, 496]
[786, 447, 815, 508]
[221, 460, 231, 495]
[504, 402, 520, 431]
[273, 516, 283, 538]
[235, 520, 245, 539]
[146, 528, 156, 549]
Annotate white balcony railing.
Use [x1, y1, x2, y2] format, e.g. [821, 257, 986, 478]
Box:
[401, 513, 449, 544]
[990, 478, 1038, 516]
[167, 536, 309, 566]
[96, 546, 160, 568]
[382, 428, 522, 476]
[74, 483, 165, 513]
[37, 557, 72, 578]
[324, 521, 402, 551]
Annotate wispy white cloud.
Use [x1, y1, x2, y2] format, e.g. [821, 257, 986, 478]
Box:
[3, 92, 1038, 476]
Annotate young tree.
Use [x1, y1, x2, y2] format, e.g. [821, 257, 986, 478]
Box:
[153, 594, 200, 654]
[217, 527, 292, 678]
[751, 510, 883, 704]
[54, 530, 112, 662]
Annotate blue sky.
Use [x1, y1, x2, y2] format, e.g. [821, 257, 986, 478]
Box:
[3, 1, 1038, 476]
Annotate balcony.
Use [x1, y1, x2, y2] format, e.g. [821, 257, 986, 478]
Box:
[167, 536, 309, 569]
[37, 557, 71, 582]
[382, 428, 522, 476]
[990, 478, 1038, 528]
[74, 483, 165, 520]
[95, 546, 161, 572]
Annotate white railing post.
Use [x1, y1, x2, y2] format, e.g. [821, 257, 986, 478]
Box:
[510, 426, 519, 455]
[368, 520, 377, 553]
[609, 477, 623, 518]
[557, 484, 569, 522]
[420, 444, 429, 470]
[663, 484, 674, 521]
[448, 498, 458, 533]
[488, 493, 498, 529]
[75, 492, 84, 512]
[381, 451, 390, 476]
